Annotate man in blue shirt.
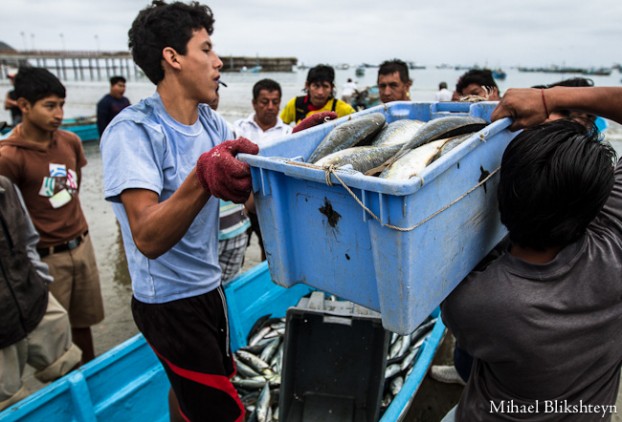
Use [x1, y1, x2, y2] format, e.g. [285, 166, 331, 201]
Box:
[100, 2, 258, 421]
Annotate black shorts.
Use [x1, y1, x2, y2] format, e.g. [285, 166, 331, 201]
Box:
[132, 287, 244, 422]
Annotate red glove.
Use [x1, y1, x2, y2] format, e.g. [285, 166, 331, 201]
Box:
[196, 138, 259, 203]
[292, 111, 338, 133]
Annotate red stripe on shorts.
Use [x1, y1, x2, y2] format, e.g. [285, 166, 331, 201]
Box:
[152, 347, 245, 422]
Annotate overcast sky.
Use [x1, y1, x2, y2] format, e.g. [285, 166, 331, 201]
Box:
[3, 0, 621, 68]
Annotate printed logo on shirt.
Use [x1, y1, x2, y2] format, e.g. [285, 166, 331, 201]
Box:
[49, 163, 67, 178]
[66, 169, 78, 191]
[39, 177, 55, 197]
[42, 163, 78, 207]
[49, 189, 72, 209]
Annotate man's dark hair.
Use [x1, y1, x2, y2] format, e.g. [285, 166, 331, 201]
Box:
[110, 75, 127, 85]
[498, 119, 616, 250]
[252, 78, 282, 100]
[128, 1, 215, 84]
[14, 66, 65, 103]
[306, 65, 335, 85]
[378, 59, 410, 84]
[532, 77, 594, 90]
[455, 69, 498, 95]
[439, 81, 448, 90]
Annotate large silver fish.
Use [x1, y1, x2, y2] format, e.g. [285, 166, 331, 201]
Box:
[367, 115, 486, 175]
[379, 139, 448, 180]
[314, 143, 402, 174]
[431, 132, 472, 162]
[308, 112, 386, 163]
[371, 119, 426, 147]
[379, 134, 471, 181]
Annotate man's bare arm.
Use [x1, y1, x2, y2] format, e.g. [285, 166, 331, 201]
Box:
[492, 87, 622, 130]
[121, 169, 209, 259]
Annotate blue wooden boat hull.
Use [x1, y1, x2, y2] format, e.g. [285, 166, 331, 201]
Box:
[60, 117, 99, 142]
[0, 262, 446, 422]
[60, 123, 99, 142]
[492, 70, 507, 80]
[1, 118, 99, 142]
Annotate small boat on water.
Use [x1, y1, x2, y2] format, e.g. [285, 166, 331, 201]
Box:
[355, 65, 365, 77]
[240, 65, 262, 73]
[1, 116, 99, 142]
[0, 261, 446, 422]
[60, 116, 99, 142]
[583, 67, 612, 76]
[407, 61, 426, 70]
[492, 69, 507, 81]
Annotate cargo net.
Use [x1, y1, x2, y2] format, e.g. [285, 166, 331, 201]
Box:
[287, 161, 500, 232]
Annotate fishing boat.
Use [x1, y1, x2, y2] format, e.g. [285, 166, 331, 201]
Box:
[240, 65, 262, 73]
[60, 116, 99, 142]
[0, 116, 99, 142]
[407, 61, 426, 70]
[0, 261, 446, 422]
[492, 69, 507, 80]
[355, 65, 365, 77]
[583, 67, 612, 76]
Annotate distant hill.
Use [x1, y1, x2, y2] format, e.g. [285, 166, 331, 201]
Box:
[0, 42, 16, 53]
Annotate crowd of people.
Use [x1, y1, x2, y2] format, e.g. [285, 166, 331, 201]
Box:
[1, 1, 621, 421]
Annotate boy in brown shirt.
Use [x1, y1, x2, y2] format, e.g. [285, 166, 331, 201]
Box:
[0, 67, 104, 363]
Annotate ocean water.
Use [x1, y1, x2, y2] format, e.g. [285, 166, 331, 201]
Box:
[3, 66, 622, 358]
[2, 65, 621, 124]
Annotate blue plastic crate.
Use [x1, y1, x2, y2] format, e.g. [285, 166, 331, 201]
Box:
[241, 101, 517, 334]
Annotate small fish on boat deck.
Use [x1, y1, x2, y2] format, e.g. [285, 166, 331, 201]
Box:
[233, 312, 438, 419]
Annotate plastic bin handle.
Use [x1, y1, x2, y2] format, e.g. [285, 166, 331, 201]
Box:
[485, 117, 513, 136]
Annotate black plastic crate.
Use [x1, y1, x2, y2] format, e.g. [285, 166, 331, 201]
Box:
[279, 292, 390, 422]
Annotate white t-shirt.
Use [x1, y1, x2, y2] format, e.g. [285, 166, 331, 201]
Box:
[341, 81, 358, 97]
[233, 114, 292, 147]
[435, 88, 453, 102]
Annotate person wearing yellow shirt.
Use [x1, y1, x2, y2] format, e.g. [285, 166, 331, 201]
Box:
[281, 64, 355, 125]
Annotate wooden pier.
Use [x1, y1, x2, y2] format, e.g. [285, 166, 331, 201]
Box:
[0, 50, 138, 81]
[0, 50, 297, 81]
[221, 56, 297, 72]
